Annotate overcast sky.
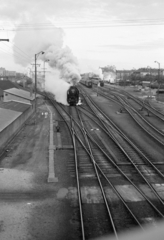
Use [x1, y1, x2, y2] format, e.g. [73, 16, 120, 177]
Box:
[0, 0, 164, 74]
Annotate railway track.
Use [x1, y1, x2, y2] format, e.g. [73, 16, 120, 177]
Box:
[78, 88, 164, 206]
[91, 86, 164, 147]
[102, 85, 164, 121]
[46, 92, 164, 239]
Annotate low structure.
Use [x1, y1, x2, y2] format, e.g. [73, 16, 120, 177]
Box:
[0, 80, 20, 101]
[0, 101, 34, 155]
[3, 88, 35, 105]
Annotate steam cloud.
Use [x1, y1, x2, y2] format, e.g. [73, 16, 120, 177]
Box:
[45, 70, 70, 105]
[13, 23, 81, 104]
[42, 45, 81, 84]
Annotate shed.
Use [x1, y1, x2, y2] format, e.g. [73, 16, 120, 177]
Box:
[3, 88, 35, 105]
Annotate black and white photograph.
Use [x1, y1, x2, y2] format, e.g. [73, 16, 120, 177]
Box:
[0, 0, 164, 239]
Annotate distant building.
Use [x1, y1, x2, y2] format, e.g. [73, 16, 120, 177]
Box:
[0, 68, 6, 79]
[0, 67, 24, 81]
[100, 66, 116, 83]
[134, 68, 164, 77]
[116, 70, 132, 82]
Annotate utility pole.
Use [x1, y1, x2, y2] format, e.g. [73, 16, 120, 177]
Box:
[43, 61, 46, 90]
[42, 61, 47, 91]
[34, 51, 44, 114]
[147, 66, 151, 98]
[42, 60, 50, 90]
[31, 63, 40, 91]
[0, 39, 9, 41]
[123, 69, 126, 88]
[154, 61, 161, 99]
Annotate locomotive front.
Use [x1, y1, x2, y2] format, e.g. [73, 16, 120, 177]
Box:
[67, 86, 79, 106]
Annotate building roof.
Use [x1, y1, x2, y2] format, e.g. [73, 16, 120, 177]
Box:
[0, 101, 30, 112]
[0, 108, 22, 132]
[4, 88, 35, 100]
[0, 80, 20, 90]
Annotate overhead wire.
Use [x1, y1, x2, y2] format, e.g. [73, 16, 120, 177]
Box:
[0, 42, 31, 63]
[0, 18, 164, 31]
[1, 42, 31, 60]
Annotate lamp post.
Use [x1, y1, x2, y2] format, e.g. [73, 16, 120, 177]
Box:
[0, 39, 9, 42]
[154, 61, 161, 97]
[154, 61, 160, 84]
[147, 66, 152, 97]
[123, 69, 126, 88]
[147, 66, 151, 75]
[34, 51, 44, 113]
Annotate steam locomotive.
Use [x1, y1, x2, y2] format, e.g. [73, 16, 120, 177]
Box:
[67, 86, 80, 106]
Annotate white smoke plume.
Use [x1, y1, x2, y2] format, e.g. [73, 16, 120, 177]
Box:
[13, 23, 81, 104]
[45, 70, 70, 105]
[13, 25, 64, 66]
[42, 45, 81, 84]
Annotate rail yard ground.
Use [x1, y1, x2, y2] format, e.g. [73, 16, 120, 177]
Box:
[0, 86, 164, 239]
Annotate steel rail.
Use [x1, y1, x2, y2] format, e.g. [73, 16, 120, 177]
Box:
[77, 108, 144, 230]
[82, 128, 164, 218]
[78, 106, 164, 179]
[58, 103, 119, 237]
[62, 102, 164, 218]
[47, 96, 86, 240]
[71, 118, 86, 240]
[76, 107, 119, 239]
[72, 117, 164, 218]
[116, 95, 164, 141]
[97, 88, 164, 137]
[79, 90, 164, 206]
[79, 89, 164, 178]
[79, 90, 164, 174]
[48, 94, 164, 220]
[51, 98, 148, 230]
[105, 86, 164, 120]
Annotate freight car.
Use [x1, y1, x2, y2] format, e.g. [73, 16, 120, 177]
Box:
[80, 79, 92, 88]
[67, 86, 79, 106]
[91, 77, 104, 87]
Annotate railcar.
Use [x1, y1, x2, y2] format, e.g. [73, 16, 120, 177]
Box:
[99, 80, 104, 87]
[80, 79, 92, 88]
[67, 86, 79, 106]
[91, 77, 104, 87]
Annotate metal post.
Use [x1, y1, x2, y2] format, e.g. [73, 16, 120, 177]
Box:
[34, 51, 45, 115]
[43, 60, 45, 90]
[147, 66, 151, 98]
[0, 39, 9, 41]
[35, 53, 37, 113]
[154, 61, 161, 98]
[158, 63, 160, 84]
[123, 69, 126, 88]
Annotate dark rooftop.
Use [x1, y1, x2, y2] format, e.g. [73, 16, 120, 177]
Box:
[0, 80, 20, 90]
[0, 101, 30, 112]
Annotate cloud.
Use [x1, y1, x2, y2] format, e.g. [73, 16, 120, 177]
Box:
[102, 0, 164, 19]
[0, 0, 104, 22]
[0, 0, 164, 28]
[98, 38, 164, 51]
